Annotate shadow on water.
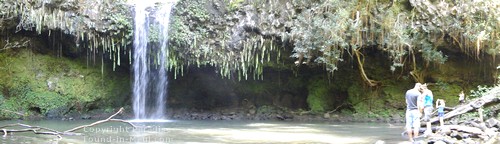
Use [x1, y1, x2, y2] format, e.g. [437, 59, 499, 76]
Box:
[0, 120, 415, 144]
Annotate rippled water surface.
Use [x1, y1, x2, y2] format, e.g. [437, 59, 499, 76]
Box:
[0, 120, 411, 143]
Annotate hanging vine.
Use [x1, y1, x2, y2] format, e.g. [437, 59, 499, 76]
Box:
[0, 0, 133, 71]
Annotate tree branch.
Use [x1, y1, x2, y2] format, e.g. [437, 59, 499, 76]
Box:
[65, 107, 136, 132]
[0, 107, 135, 139]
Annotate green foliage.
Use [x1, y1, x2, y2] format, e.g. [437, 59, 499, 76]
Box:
[464, 85, 498, 119]
[168, 0, 211, 77]
[482, 107, 496, 119]
[287, 0, 499, 75]
[306, 78, 333, 113]
[2, 0, 500, 83]
[346, 81, 406, 119]
[382, 85, 407, 109]
[290, 0, 354, 72]
[469, 85, 492, 99]
[109, 10, 134, 39]
[347, 84, 364, 111]
[421, 45, 447, 64]
[0, 92, 5, 117]
[0, 49, 129, 119]
[0, 97, 24, 119]
[166, 0, 500, 83]
[227, 0, 245, 11]
[432, 82, 462, 106]
[412, 0, 500, 55]
[169, 0, 283, 79]
[0, 0, 133, 69]
[307, 93, 326, 113]
[24, 91, 69, 115]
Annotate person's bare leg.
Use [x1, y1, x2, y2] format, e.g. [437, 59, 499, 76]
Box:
[407, 129, 414, 142]
[414, 128, 419, 138]
[426, 122, 431, 134]
[440, 117, 444, 126]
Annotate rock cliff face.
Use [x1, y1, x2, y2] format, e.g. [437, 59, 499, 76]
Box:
[167, 0, 497, 113]
[0, 36, 130, 119]
[1, 0, 132, 65]
[1, 0, 131, 37]
[0, 0, 132, 119]
[0, 0, 497, 119]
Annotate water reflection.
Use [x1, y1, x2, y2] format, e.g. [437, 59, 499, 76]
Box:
[0, 120, 408, 144]
[128, 119, 174, 123]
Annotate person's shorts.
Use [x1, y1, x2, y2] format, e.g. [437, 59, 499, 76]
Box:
[438, 112, 444, 117]
[405, 109, 421, 130]
[423, 107, 433, 122]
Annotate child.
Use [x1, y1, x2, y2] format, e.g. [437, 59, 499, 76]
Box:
[459, 91, 465, 104]
[436, 99, 446, 126]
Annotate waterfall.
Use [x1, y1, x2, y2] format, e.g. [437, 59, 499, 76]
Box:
[132, 1, 175, 120]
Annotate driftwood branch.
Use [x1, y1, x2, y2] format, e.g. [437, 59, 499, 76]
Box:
[65, 107, 136, 132]
[327, 103, 348, 114]
[0, 107, 135, 139]
[0, 123, 63, 139]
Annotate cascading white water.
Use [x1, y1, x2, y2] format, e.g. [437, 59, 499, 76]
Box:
[132, 1, 175, 120]
[132, 1, 149, 119]
[153, 3, 174, 119]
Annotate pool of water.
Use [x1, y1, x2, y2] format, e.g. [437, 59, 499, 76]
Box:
[0, 120, 410, 144]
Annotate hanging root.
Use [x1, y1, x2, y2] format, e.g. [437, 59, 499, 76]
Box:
[354, 49, 379, 87]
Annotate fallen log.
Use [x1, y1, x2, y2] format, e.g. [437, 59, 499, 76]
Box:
[468, 121, 488, 131]
[0, 107, 135, 139]
[400, 87, 500, 143]
[423, 87, 500, 126]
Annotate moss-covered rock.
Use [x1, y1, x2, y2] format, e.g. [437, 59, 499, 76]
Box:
[431, 82, 463, 107]
[25, 91, 69, 115]
[383, 85, 410, 109]
[347, 80, 410, 119]
[306, 76, 336, 113]
[347, 84, 364, 111]
[0, 48, 129, 119]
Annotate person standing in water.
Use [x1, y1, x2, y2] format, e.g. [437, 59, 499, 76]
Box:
[420, 84, 433, 135]
[405, 83, 423, 142]
[436, 99, 446, 126]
